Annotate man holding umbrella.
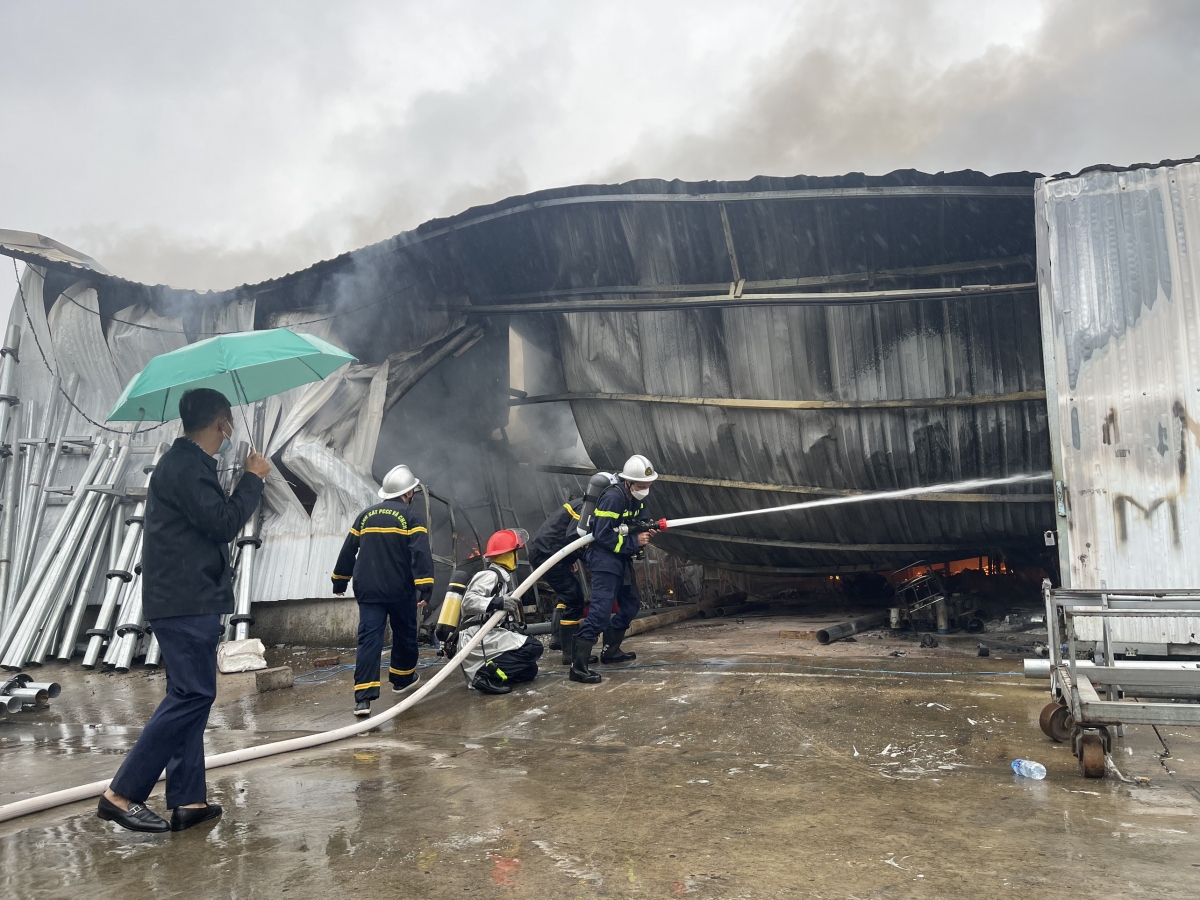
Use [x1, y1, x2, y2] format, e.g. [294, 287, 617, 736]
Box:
[98, 388, 270, 833]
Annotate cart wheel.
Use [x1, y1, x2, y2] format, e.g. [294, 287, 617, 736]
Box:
[1038, 702, 1075, 743]
[1078, 733, 1106, 778]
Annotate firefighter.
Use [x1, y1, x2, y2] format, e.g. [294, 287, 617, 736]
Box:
[527, 496, 591, 665]
[458, 529, 544, 694]
[332, 464, 434, 717]
[569, 454, 659, 685]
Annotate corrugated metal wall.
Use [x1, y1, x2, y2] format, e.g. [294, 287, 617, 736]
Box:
[1038, 160, 1200, 590]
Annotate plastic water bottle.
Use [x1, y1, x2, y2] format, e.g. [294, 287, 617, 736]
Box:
[1011, 759, 1047, 779]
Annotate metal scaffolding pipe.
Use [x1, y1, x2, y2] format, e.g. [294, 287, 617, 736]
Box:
[12, 392, 53, 593]
[0, 402, 22, 625]
[231, 406, 265, 641]
[6, 686, 48, 706]
[108, 574, 144, 672]
[0, 444, 108, 667]
[0, 322, 22, 462]
[0, 693, 21, 714]
[22, 680, 60, 699]
[0, 444, 116, 668]
[56, 512, 113, 661]
[816, 612, 889, 644]
[81, 442, 168, 669]
[143, 633, 160, 667]
[16, 374, 79, 591]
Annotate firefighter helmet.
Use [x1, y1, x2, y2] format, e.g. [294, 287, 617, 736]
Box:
[484, 529, 524, 557]
[617, 454, 658, 483]
[378, 464, 420, 499]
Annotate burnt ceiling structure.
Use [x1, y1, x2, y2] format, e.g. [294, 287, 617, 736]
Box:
[2, 168, 1056, 581]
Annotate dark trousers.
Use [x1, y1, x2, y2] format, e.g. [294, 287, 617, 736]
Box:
[354, 599, 418, 702]
[540, 560, 586, 624]
[578, 570, 640, 641]
[490, 637, 543, 685]
[109, 613, 221, 809]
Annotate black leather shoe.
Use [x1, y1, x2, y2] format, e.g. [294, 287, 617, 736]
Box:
[354, 700, 371, 717]
[97, 795, 169, 833]
[170, 803, 223, 832]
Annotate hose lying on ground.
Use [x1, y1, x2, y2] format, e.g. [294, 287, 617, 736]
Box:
[0, 535, 595, 825]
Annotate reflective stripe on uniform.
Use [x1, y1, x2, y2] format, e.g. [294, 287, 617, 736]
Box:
[614, 533, 624, 553]
[349, 528, 362, 536]
[555, 603, 566, 610]
[560, 619, 582, 626]
[563, 502, 580, 519]
[414, 577, 434, 586]
[495, 667, 507, 680]
[332, 574, 351, 580]
[358, 526, 429, 536]
[389, 666, 416, 676]
[595, 509, 620, 519]
[355, 681, 380, 690]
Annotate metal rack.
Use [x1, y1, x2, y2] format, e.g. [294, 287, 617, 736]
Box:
[1038, 581, 1200, 777]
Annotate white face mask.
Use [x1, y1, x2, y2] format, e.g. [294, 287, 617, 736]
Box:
[631, 487, 650, 500]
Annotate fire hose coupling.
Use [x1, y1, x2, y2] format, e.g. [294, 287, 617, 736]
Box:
[616, 517, 669, 536]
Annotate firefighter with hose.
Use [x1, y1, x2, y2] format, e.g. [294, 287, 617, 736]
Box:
[527, 495, 592, 665]
[455, 529, 544, 694]
[569, 454, 660, 684]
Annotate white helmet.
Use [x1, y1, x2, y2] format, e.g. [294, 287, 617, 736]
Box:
[617, 454, 658, 483]
[379, 464, 420, 499]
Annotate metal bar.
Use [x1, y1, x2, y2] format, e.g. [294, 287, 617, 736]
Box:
[467, 282, 1038, 316]
[109, 573, 144, 672]
[81, 442, 167, 668]
[0, 444, 115, 668]
[32, 449, 126, 663]
[535, 463, 1052, 504]
[817, 613, 889, 644]
[16, 374, 78, 591]
[495, 255, 1035, 301]
[13, 388, 57, 590]
[143, 633, 160, 667]
[0, 443, 108, 666]
[0, 403, 21, 625]
[384, 325, 485, 413]
[56, 514, 111, 661]
[512, 388, 1046, 411]
[1063, 607, 1200, 617]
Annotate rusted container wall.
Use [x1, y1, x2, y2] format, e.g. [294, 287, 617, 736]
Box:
[1038, 160, 1200, 590]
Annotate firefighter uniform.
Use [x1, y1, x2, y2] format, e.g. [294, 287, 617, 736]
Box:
[578, 482, 645, 648]
[458, 560, 543, 693]
[333, 498, 434, 704]
[527, 497, 587, 661]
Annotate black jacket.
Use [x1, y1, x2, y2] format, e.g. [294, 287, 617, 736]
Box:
[528, 497, 585, 564]
[142, 438, 264, 620]
[332, 499, 434, 603]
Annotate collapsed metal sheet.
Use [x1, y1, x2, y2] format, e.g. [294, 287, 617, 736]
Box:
[1039, 160, 1200, 595]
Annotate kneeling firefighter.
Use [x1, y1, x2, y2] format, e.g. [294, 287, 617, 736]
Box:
[570, 454, 660, 685]
[455, 529, 544, 694]
[527, 495, 590, 665]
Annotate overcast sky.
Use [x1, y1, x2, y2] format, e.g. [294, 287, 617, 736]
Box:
[3, 0, 1200, 310]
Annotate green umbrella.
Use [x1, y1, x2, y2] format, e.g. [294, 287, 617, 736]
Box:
[107, 327, 357, 422]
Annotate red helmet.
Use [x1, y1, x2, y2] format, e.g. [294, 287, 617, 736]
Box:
[484, 529, 524, 557]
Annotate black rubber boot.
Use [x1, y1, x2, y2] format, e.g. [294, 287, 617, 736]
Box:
[600, 627, 636, 664]
[560, 622, 577, 665]
[548, 607, 563, 651]
[472, 662, 512, 694]
[569, 635, 602, 684]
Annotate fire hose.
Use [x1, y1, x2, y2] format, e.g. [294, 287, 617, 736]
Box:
[0, 470, 1048, 825]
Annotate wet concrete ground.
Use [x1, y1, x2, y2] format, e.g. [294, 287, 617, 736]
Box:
[3, 612, 1200, 898]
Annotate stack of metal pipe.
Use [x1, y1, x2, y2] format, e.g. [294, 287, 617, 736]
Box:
[0, 674, 61, 721]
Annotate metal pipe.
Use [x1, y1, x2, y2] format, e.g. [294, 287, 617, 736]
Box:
[816, 612, 889, 644]
[143, 633, 160, 668]
[31, 454, 124, 664]
[81, 442, 168, 668]
[0, 444, 115, 668]
[109, 574, 144, 672]
[0, 402, 22, 625]
[0, 322, 22, 462]
[12, 394, 50, 594]
[1023, 658, 1200, 679]
[56, 510, 113, 661]
[0, 693, 21, 713]
[0, 444, 108, 666]
[16, 374, 79, 590]
[22, 680, 60, 699]
[6, 686, 48, 706]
